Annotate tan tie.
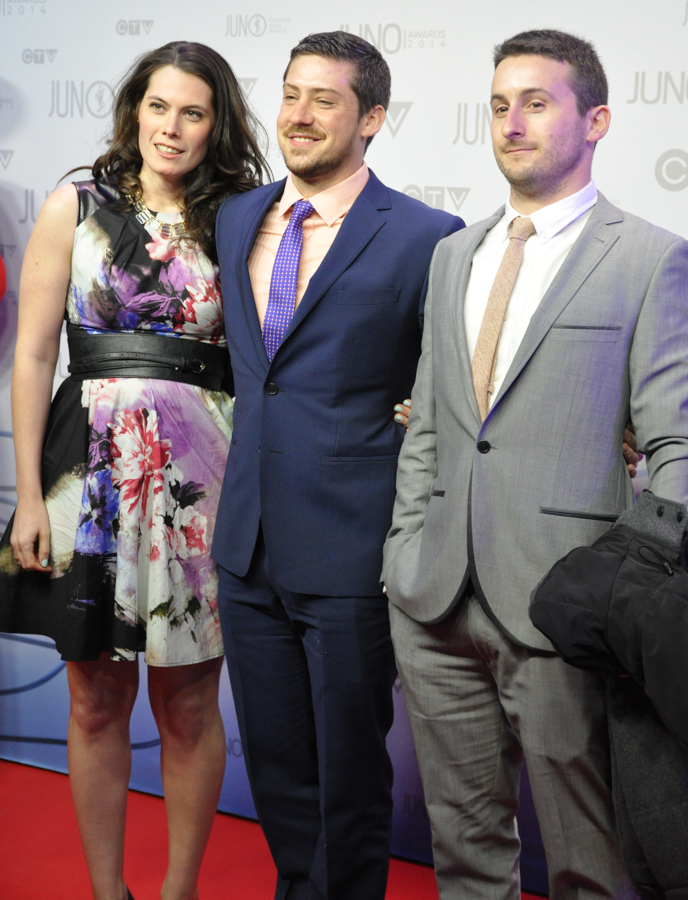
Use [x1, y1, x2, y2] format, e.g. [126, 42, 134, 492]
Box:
[471, 216, 536, 421]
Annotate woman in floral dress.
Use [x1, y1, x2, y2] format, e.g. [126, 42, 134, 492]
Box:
[0, 42, 267, 900]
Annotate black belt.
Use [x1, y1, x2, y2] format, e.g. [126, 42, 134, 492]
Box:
[67, 323, 232, 392]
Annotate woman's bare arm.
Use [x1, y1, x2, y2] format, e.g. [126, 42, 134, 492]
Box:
[11, 183, 77, 571]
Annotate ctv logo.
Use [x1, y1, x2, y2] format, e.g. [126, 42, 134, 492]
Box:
[239, 78, 257, 98]
[116, 20, 153, 35]
[655, 150, 688, 191]
[385, 102, 412, 138]
[22, 49, 57, 63]
[403, 185, 470, 212]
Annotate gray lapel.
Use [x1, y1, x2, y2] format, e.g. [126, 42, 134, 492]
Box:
[451, 208, 504, 424]
[488, 193, 624, 419]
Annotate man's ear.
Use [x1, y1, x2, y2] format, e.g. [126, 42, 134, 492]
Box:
[361, 105, 386, 140]
[586, 105, 611, 146]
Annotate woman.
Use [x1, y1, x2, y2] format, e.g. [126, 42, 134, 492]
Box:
[0, 42, 267, 900]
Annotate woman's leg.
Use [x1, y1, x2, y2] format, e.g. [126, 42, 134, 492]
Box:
[67, 654, 139, 900]
[147, 657, 226, 900]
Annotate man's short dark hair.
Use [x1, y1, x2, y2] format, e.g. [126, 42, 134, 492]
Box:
[286, 31, 391, 149]
[493, 29, 608, 116]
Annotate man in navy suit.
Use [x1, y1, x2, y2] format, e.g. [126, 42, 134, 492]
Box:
[212, 31, 463, 900]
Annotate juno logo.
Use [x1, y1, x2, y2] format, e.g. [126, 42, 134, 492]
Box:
[225, 15, 267, 37]
[627, 72, 688, 104]
[19, 189, 50, 224]
[453, 104, 492, 145]
[48, 82, 114, 119]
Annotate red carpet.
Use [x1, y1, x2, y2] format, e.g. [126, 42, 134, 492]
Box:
[0, 760, 543, 899]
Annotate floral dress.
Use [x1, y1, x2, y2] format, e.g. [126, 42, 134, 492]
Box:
[0, 181, 232, 666]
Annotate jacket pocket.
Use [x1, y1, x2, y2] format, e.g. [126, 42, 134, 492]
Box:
[322, 454, 399, 465]
[337, 288, 400, 306]
[540, 506, 619, 523]
[549, 325, 621, 342]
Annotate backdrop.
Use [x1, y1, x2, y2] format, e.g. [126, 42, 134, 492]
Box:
[1, 0, 687, 893]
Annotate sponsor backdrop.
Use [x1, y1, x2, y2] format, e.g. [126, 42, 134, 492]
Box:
[1, 0, 686, 892]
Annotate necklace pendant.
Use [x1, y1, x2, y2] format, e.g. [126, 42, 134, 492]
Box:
[126, 193, 185, 241]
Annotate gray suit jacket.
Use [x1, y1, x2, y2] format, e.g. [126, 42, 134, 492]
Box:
[382, 193, 688, 651]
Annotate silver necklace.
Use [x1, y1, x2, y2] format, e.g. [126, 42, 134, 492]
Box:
[127, 195, 186, 240]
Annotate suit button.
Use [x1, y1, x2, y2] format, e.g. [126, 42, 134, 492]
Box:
[477, 440, 491, 454]
[266, 383, 278, 395]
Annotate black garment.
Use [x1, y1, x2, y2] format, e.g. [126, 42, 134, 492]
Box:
[607, 677, 688, 900]
[530, 519, 688, 748]
[530, 491, 688, 898]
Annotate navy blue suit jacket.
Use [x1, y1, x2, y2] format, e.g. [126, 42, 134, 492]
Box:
[212, 169, 464, 596]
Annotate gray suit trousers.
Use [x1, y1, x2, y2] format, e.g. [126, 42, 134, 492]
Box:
[390, 594, 634, 900]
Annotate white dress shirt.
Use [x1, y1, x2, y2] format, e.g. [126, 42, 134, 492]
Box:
[464, 181, 598, 409]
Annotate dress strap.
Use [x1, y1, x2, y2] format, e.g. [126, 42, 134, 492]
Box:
[73, 180, 119, 225]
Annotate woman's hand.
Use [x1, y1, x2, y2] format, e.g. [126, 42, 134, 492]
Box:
[11, 183, 76, 571]
[394, 399, 412, 430]
[11, 498, 52, 572]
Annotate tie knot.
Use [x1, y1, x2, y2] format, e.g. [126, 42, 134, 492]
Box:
[509, 216, 536, 242]
[290, 199, 314, 224]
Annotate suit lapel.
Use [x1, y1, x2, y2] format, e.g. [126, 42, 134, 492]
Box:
[276, 171, 390, 352]
[234, 180, 286, 370]
[488, 194, 623, 419]
[451, 209, 504, 425]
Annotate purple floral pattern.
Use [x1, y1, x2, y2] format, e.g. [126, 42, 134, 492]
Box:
[56, 190, 232, 665]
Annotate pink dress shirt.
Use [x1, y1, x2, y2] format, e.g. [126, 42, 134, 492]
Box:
[248, 163, 370, 327]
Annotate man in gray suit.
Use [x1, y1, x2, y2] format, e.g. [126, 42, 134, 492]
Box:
[383, 28, 688, 900]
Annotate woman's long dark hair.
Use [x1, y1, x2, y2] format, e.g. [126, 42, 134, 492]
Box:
[91, 41, 270, 261]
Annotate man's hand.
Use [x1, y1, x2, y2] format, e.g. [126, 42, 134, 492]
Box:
[394, 399, 412, 430]
[623, 421, 642, 479]
[396, 404, 642, 478]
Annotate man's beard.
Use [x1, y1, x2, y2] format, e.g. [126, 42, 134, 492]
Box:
[281, 131, 358, 180]
[495, 130, 587, 198]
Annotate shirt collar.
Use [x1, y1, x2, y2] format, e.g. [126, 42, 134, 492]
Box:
[278, 162, 370, 226]
[504, 180, 598, 244]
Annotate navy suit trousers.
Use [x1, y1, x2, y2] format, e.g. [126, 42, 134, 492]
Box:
[217, 536, 396, 900]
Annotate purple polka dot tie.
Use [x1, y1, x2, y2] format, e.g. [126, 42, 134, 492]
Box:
[262, 199, 314, 361]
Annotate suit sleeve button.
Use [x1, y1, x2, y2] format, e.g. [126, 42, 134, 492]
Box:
[266, 382, 278, 395]
[477, 440, 491, 454]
